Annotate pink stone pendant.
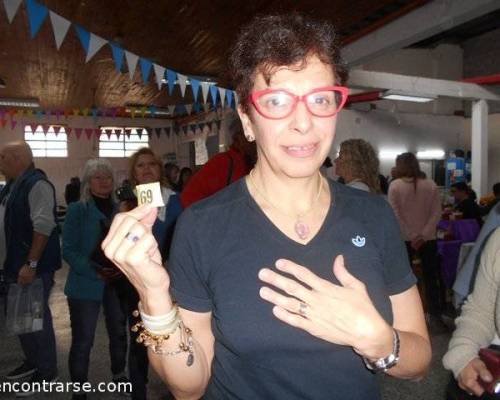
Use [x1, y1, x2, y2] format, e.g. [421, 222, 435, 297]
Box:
[294, 220, 310, 240]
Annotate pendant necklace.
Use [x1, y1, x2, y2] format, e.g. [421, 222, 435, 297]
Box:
[248, 170, 324, 241]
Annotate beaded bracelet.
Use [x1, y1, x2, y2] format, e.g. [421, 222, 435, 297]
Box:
[131, 305, 194, 366]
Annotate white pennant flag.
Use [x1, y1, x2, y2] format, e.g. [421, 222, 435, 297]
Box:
[86, 33, 107, 62]
[177, 73, 188, 97]
[218, 88, 226, 107]
[185, 104, 192, 115]
[49, 11, 71, 50]
[200, 82, 210, 103]
[3, 0, 22, 23]
[153, 64, 166, 90]
[125, 51, 139, 80]
[167, 105, 176, 116]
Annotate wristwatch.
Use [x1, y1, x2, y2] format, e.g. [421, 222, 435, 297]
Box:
[26, 260, 38, 270]
[363, 329, 400, 372]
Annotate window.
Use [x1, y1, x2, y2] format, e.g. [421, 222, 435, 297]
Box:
[24, 125, 68, 157]
[99, 127, 149, 158]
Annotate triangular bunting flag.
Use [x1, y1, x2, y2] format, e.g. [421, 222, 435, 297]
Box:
[110, 43, 124, 72]
[167, 105, 175, 116]
[124, 128, 132, 138]
[81, 108, 89, 117]
[200, 82, 210, 103]
[73, 108, 80, 116]
[130, 107, 136, 118]
[125, 51, 139, 80]
[104, 129, 112, 139]
[3, 0, 23, 23]
[49, 11, 70, 50]
[154, 128, 162, 138]
[84, 128, 93, 139]
[0, 119, 7, 128]
[26, 0, 48, 38]
[63, 109, 71, 118]
[185, 104, 192, 115]
[145, 127, 152, 137]
[140, 58, 152, 83]
[234, 91, 240, 108]
[75, 128, 83, 139]
[91, 107, 98, 119]
[203, 103, 211, 113]
[94, 128, 101, 138]
[140, 107, 147, 118]
[190, 78, 200, 102]
[86, 33, 107, 62]
[35, 110, 44, 119]
[10, 120, 17, 130]
[218, 88, 226, 107]
[137, 128, 143, 139]
[153, 64, 165, 90]
[210, 85, 218, 105]
[74, 25, 90, 54]
[193, 103, 201, 113]
[115, 129, 121, 140]
[166, 69, 176, 95]
[226, 90, 233, 108]
[25, 110, 33, 117]
[53, 109, 62, 120]
[66, 127, 72, 136]
[177, 73, 188, 97]
[30, 123, 38, 132]
[148, 106, 156, 117]
[165, 127, 171, 137]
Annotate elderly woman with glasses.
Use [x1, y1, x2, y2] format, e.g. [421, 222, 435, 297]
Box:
[63, 159, 128, 399]
[102, 13, 430, 400]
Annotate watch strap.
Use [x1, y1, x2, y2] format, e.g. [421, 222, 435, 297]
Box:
[363, 329, 400, 373]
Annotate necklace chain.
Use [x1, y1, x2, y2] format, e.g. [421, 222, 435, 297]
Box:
[248, 170, 324, 240]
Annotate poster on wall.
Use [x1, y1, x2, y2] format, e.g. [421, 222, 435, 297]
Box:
[194, 134, 208, 165]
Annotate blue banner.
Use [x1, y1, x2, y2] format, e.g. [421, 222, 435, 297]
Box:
[26, 0, 48, 38]
[110, 43, 124, 72]
[140, 58, 152, 83]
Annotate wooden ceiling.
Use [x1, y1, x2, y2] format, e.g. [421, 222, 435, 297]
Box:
[0, 0, 427, 110]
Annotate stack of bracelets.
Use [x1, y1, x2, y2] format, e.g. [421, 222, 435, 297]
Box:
[132, 303, 194, 366]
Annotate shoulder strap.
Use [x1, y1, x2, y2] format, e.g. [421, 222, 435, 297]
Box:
[226, 152, 234, 186]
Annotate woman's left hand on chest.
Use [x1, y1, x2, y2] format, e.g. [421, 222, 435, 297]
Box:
[258, 255, 393, 359]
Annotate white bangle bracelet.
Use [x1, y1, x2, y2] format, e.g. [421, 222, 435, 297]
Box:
[138, 302, 180, 334]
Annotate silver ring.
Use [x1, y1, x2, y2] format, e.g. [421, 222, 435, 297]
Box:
[298, 302, 308, 317]
[125, 232, 140, 243]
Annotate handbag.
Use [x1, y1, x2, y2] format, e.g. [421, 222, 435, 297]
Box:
[479, 348, 500, 395]
[5, 278, 44, 335]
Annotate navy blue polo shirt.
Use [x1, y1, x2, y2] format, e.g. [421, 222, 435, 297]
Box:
[169, 179, 415, 400]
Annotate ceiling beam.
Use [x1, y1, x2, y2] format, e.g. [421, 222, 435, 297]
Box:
[342, 0, 500, 66]
[348, 69, 500, 101]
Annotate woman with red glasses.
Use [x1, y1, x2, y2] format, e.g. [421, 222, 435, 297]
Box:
[102, 13, 430, 400]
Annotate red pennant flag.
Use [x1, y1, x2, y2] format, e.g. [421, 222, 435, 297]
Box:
[84, 128, 93, 139]
[1, 119, 7, 128]
[7, 109, 17, 118]
[94, 128, 101, 138]
[75, 128, 83, 139]
[10, 120, 17, 129]
[66, 127, 72, 136]
[64, 109, 72, 119]
[30, 123, 38, 132]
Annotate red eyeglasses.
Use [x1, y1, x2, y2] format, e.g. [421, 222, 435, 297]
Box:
[249, 86, 349, 120]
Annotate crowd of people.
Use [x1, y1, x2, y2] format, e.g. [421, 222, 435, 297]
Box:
[1, 11, 500, 400]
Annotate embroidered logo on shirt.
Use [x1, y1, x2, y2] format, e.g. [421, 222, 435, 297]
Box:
[351, 235, 366, 247]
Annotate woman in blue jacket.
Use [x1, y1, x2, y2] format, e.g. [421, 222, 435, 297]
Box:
[63, 158, 127, 399]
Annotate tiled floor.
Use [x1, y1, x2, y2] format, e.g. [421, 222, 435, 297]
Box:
[1, 266, 453, 399]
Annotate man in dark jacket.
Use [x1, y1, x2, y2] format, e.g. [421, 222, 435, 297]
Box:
[0, 141, 60, 394]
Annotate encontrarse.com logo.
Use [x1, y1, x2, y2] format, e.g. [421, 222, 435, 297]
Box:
[0, 381, 132, 394]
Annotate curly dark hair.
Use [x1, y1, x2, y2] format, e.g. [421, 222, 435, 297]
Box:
[339, 139, 381, 193]
[228, 13, 347, 114]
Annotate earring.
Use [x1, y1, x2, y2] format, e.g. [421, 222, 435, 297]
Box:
[245, 135, 254, 142]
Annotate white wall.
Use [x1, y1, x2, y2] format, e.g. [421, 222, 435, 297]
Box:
[0, 113, 224, 205]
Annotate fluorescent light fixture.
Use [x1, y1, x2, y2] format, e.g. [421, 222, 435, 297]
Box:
[381, 90, 436, 103]
[379, 149, 407, 160]
[0, 98, 39, 107]
[416, 149, 445, 160]
[0, 77, 5, 89]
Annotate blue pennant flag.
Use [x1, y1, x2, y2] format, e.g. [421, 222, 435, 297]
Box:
[226, 90, 233, 108]
[190, 78, 200, 102]
[148, 106, 157, 117]
[193, 102, 201, 113]
[35, 110, 44, 119]
[26, 0, 48, 38]
[110, 43, 124, 72]
[210, 85, 218, 106]
[166, 69, 177, 95]
[74, 25, 90, 53]
[140, 58, 152, 83]
[91, 107, 98, 119]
